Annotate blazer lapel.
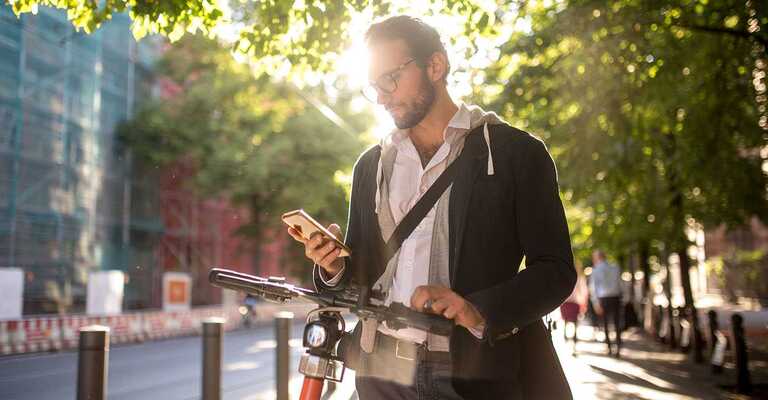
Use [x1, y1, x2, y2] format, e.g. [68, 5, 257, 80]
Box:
[449, 134, 487, 286]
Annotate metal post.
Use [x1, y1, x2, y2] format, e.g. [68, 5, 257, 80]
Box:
[679, 317, 691, 352]
[667, 306, 678, 348]
[642, 299, 653, 334]
[691, 309, 705, 363]
[77, 325, 109, 400]
[731, 314, 752, 394]
[202, 318, 224, 400]
[655, 304, 664, 340]
[709, 310, 726, 375]
[275, 311, 294, 400]
[657, 305, 668, 342]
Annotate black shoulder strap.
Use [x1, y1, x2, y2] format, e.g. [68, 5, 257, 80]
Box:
[382, 138, 473, 263]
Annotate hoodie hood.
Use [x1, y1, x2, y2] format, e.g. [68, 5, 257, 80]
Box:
[465, 104, 507, 176]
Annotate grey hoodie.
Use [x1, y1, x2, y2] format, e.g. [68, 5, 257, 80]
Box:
[372, 104, 508, 351]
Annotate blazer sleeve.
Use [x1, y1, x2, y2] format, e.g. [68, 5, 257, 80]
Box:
[466, 136, 576, 344]
[312, 150, 368, 292]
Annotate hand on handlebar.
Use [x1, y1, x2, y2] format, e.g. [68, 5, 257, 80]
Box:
[287, 223, 345, 278]
[209, 268, 454, 336]
[410, 285, 485, 331]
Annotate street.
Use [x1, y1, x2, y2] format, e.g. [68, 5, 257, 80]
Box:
[0, 321, 356, 400]
[1, 319, 759, 400]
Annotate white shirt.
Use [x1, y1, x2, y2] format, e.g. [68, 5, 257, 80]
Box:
[377, 105, 471, 343]
[322, 104, 478, 344]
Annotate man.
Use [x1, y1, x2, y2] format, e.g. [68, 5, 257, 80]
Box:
[288, 15, 576, 399]
[589, 249, 622, 357]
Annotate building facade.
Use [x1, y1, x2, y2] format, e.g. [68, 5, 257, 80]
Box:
[0, 5, 277, 316]
[0, 5, 162, 314]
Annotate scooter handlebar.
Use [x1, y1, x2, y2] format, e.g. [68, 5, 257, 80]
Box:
[208, 267, 454, 336]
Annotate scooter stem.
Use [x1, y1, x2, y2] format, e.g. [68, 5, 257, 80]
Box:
[299, 376, 324, 400]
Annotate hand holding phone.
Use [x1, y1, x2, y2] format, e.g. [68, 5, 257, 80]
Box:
[283, 210, 349, 277]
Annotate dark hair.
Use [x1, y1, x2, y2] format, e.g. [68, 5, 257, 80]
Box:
[593, 249, 606, 259]
[365, 15, 450, 81]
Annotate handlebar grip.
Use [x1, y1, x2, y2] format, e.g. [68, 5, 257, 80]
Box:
[209, 268, 265, 285]
[385, 303, 454, 336]
[209, 268, 295, 302]
[209, 267, 336, 305]
[208, 268, 263, 295]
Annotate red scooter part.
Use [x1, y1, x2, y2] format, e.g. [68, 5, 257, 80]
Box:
[299, 377, 325, 400]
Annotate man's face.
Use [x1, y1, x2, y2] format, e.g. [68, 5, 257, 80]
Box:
[367, 39, 436, 129]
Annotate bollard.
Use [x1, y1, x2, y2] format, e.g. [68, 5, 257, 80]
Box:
[711, 330, 727, 375]
[655, 305, 664, 340]
[707, 310, 718, 354]
[731, 314, 752, 394]
[666, 306, 678, 348]
[659, 306, 670, 344]
[674, 307, 684, 349]
[707, 310, 724, 374]
[691, 310, 705, 363]
[275, 312, 294, 400]
[202, 318, 225, 400]
[679, 318, 691, 352]
[77, 325, 110, 400]
[643, 300, 654, 334]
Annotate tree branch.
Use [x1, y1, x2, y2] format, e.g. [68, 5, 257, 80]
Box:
[675, 23, 768, 49]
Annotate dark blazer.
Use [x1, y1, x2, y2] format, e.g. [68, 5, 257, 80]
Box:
[315, 123, 576, 399]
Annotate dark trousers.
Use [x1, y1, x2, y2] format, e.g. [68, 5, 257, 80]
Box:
[354, 337, 463, 400]
[355, 357, 463, 400]
[599, 296, 622, 353]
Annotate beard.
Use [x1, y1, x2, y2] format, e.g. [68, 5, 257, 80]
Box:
[391, 71, 436, 129]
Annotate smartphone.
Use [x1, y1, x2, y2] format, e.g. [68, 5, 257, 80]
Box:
[281, 209, 351, 257]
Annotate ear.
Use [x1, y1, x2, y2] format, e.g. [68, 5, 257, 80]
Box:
[427, 51, 448, 83]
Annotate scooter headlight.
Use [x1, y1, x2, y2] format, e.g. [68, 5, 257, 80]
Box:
[305, 323, 328, 349]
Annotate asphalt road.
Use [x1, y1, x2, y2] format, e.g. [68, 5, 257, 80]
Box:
[0, 321, 356, 400]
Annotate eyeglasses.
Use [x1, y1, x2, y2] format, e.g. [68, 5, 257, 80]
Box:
[361, 59, 415, 102]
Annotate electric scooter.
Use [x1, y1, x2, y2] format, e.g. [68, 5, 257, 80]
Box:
[208, 267, 453, 400]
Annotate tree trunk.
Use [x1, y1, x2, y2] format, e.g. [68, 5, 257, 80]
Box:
[625, 253, 636, 305]
[625, 253, 641, 329]
[678, 242, 705, 362]
[639, 241, 651, 301]
[665, 129, 704, 361]
[663, 261, 678, 348]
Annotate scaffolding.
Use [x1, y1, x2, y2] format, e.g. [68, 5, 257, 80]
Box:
[0, 5, 270, 316]
[0, 5, 161, 314]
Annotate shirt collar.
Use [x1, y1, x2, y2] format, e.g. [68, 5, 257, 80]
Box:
[390, 103, 472, 147]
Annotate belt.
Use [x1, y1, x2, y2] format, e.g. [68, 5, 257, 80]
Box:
[376, 333, 451, 363]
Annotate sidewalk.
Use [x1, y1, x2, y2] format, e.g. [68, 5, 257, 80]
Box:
[554, 324, 768, 400]
[308, 321, 768, 400]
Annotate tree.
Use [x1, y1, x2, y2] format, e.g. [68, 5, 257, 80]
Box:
[8, 0, 503, 75]
[486, 0, 768, 361]
[118, 34, 372, 278]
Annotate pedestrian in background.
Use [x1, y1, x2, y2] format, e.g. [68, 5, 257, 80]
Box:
[590, 250, 623, 357]
[560, 262, 588, 355]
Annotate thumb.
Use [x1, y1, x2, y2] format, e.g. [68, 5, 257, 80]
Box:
[327, 223, 343, 241]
